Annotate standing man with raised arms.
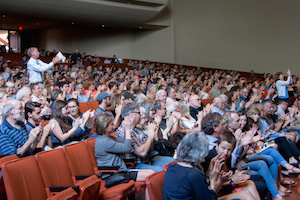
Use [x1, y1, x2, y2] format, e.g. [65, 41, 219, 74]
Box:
[27, 47, 61, 83]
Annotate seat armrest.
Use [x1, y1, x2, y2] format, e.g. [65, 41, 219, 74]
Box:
[97, 166, 120, 170]
[49, 186, 80, 193]
[75, 174, 102, 180]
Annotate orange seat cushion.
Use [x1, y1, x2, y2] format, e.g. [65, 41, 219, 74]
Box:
[99, 180, 134, 199]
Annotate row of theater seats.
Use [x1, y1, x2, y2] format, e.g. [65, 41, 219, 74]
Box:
[0, 138, 146, 200]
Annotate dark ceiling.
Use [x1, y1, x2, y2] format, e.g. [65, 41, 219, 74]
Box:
[0, 0, 168, 30]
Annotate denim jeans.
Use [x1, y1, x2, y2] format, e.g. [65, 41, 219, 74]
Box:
[259, 147, 288, 167]
[135, 156, 175, 172]
[247, 160, 279, 197]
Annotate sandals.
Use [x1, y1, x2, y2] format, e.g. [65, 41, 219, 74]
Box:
[287, 166, 300, 174]
[281, 178, 297, 186]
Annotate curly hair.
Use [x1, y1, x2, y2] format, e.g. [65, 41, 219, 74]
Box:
[176, 131, 209, 166]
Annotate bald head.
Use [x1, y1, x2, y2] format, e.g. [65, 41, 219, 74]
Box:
[213, 97, 223, 109]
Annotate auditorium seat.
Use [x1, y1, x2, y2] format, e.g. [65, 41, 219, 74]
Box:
[35, 149, 101, 200]
[201, 98, 214, 106]
[88, 101, 99, 111]
[1, 156, 78, 200]
[0, 155, 19, 200]
[145, 171, 166, 200]
[79, 102, 90, 113]
[162, 160, 178, 171]
[84, 138, 144, 198]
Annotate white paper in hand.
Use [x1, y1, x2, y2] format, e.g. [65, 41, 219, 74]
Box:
[56, 52, 66, 62]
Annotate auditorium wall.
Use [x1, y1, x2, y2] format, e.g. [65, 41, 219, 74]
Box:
[32, 0, 300, 75]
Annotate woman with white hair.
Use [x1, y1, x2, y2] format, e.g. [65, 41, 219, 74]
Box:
[163, 131, 257, 200]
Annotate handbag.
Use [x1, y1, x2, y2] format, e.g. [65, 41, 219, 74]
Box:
[155, 139, 175, 157]
[102, 171, 129, 188]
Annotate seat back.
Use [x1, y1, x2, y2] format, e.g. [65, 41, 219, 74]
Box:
[79, 102, 90, 113]
[201, 98, 214, 106]
[88, 101, 99, 111]
[145, 171, 166, 200]
[84, 138, 98, 173]
[35, 149, 74, 197]
[162, 160, 178, 171]
[0, 155, 19, 199]
[1, 157, 48, 200]
[63, 142, 96, 183]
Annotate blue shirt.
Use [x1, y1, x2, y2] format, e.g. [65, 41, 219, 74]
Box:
[77, 94, 92, 103]
[0, 119, 31, 156]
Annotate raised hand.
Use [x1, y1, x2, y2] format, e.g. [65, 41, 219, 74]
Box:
[123, 116, 132, 130]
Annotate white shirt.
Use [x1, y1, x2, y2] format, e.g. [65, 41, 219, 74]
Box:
[27, 57, 54, 83]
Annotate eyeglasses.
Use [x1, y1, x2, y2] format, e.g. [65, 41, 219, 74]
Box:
[132, 111, 140, 115]
[68, 105, 78, 109]
[191, 98, 201, 101]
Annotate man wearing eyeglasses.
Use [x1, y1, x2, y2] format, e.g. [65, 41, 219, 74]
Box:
[189, 94, 204, 121]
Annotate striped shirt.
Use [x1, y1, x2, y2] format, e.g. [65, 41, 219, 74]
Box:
[0, 119, 31, 156]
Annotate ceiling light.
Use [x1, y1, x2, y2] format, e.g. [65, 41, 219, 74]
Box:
[139, 27, 142, 29]
[102, 25, 105, 27]
[2, 15, 5, 18]
[72, 22, 75, 24]
[36, 23, 39, 25]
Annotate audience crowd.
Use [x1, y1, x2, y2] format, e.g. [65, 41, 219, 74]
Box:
[1, 48, 300, 199]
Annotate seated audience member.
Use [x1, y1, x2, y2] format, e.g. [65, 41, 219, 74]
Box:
[83, 80, 97, 99]
[111, 55, 119, 64]
[0, 76, 6, 87]
[163, 131, 257, 200]
[127, 80, 137, 94]
[49, 100, 83, 146]
[109, 94, 125, 118]
[50, 89, 65, 109]
[116, 102, 169, 172]
[72, 83, 92, 103]
[106, 82, 117, 94]
[30, 83, 45, 104]
[20, 55, 27, 65]
[25, 101, 52, 149]
[179, 101, 197, 129]
[67, 98, 95, 140]
[249, 70, 258, 79]
[0, 99, 42, 156]
[189, 94, 204, 121]
[139, 79, 147, 95]
[2, 66, 10, 81]
[155, 89, 167, 103]
[205, 132, 268, 200]
[58, 81, 72, 101]
[211, 97, 225, 115]
[104, 57, 111, 64]
[13, 74, 22, 93]
[93, 92, 120, 123]
[258, 100, 298, 143]
[211, 81, 221, 98]
[224, 111, 295, 199]
[166, 86, 176, 104]
[5, 81, 16, 99]
[94, 112, 154, 190]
